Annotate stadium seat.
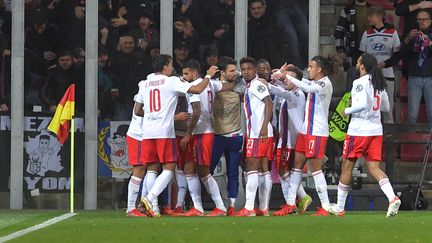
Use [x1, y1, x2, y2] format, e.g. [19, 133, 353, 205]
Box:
[400, 132, 432, 162]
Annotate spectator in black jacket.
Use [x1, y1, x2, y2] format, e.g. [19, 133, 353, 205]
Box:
[110, 33, 151, 114]
[41, 50, 85, 113]
[395, 0, 432, 39]
[199, 0, 235, 57]
[247, 0, 281, 67]
[402, 9, 432, 123]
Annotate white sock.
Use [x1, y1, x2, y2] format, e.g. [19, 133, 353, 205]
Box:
[176, 170, 188, 208]
[379, 178, 396, 201]
[127, 176, 142, 213]
[144, 171, 158, 200]
[312, 170, 330, 210]
[141, 174, 148, 198]
[229, 198, 236, 208]
[286, 169, 302, 205]
[259, 171, 272, 210]
[202, 174, 227, 211]
[297, 184, 307, 200]
[245, 171, 259, 211]
[147, 170, 174, 203]
[258, 172, 265, 210]
[337, 182, 350, 212]
[186, 174, 204, 213]
[280, 173, 290, 203]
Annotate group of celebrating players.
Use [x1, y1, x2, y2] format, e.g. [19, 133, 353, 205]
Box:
[124, 51, 401, 218]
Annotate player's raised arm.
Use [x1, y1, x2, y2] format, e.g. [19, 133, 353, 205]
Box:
[188, 66, 219, 94]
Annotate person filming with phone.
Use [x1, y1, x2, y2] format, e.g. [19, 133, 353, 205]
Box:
[402, 9, 432, 123]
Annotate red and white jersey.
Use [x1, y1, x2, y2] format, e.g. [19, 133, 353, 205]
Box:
[345, 74, 390, 136]
[287, 76, 333, 136]
[186, 78, 223, 134]
[126, 94, 144, 141]
[136, 73, 192, 139]
[244, 79, 273, 139]
[268, 84, 305, 149]
[359, 27, 401, 78]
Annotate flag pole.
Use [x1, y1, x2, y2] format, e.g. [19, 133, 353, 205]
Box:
[70, 115, 75, 213]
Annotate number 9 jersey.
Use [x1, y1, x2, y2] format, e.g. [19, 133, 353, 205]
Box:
[136, 74, 192, 139]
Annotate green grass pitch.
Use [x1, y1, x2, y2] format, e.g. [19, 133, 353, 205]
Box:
[1, 210, 432, 243]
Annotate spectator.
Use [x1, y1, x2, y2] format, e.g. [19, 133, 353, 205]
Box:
[131, 9, 159, 52]
[25, 9, 64, 75]
[174, 16, 200, 59]
[201, 44, 219, 75]
[41, 50, 85, 113]
[110, 33, 151, 114]
[247, 0, 281, 67]
[173, 40, 191, 75]
[98, 45, 113, 103]
[268, 0, 308, 68]
[402, 10, 432, 123]
[334, 0, 371, 71]
[200, 0, 235, 57]
[359, 6, 401, 123]
[147, 42, 160, 59]
[395, 0, 432, 39]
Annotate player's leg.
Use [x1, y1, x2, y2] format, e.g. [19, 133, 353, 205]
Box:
[126, 136, 147, 216]
[174, 136, 188, 213]
[196, 134, 227, 216]
[184, 159, 205, 216]
[142, 139, 178, 217]
[257, 158, 271, 216]
[225, 135, 242, 215]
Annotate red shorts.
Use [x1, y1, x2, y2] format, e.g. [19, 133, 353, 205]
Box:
[275, 148, 294, 170]
[126, 136, 144, 165]
[245, 137, 274, 159]
[141, 138, 178, 163]
[176, 136, 193, 169]
[343, 135, 383, 162]
[294, 134, 328, 159]
[191, 133, 214, 167]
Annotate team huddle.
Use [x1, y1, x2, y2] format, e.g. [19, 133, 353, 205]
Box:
[124, 52, 401, 218]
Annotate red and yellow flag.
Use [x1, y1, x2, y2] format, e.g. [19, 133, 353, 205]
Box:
[47, 84, 75, 144]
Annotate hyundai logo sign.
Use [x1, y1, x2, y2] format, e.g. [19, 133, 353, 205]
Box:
[372, 43, 385, 51]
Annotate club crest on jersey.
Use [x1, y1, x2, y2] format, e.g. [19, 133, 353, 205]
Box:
[356, 84, 363, 92]
[257, 84, 266, 93]
[294, 91, 299, 97]
[317, 81, 325, 87]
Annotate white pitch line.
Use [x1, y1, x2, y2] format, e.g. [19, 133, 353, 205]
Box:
[0, 212, 76, 243]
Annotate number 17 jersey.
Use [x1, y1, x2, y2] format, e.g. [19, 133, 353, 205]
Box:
[136, 73, 192, 139]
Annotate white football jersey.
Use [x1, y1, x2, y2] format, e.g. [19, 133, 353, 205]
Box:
[268, 84, 305, 149]
[126, 94, 144, 141]
[345, 74, 390, 136]
[359, 27, 401, 78]
[136, 74, 192, 139]
[186, 78, 223, 134]
[288, 76, 333, 136]
[244, 79, 273, 139]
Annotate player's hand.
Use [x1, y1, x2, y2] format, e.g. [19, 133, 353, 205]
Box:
[174, 112, 191, 121]
[258, 78, 269, 87]
[206, 65, 219, 78]
[259, 127, 268, 142]
[180, 134, 191, 151]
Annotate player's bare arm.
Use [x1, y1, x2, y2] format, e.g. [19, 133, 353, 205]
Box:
[259, 96, 273, 141]
[174, 112, 191, 121]
[180, 101, 201, 150]
[133, 102, 144, 117]
[188, 66, 219, 94]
